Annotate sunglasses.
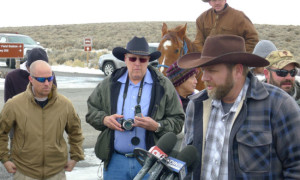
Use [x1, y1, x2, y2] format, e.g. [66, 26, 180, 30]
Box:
[127, 56, 149, 63]
[268, 68, 298, 77]
[32, 76, 54, 83]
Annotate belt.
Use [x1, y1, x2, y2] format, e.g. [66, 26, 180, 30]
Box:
[115, 150, 135, 158]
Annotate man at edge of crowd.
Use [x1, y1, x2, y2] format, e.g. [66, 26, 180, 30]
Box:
[264, 50, 300, 106]
[0, 60, 84, 180]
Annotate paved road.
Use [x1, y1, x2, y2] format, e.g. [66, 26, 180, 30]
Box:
[56, 88, 100, 148]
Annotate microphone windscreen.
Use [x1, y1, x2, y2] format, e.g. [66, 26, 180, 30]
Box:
[156, 132, 177, 154]
[176, 145, 199, 168]
[169, 149, 179, 158]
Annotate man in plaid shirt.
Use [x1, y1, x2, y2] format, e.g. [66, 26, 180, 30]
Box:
[178, 35, 300, 180]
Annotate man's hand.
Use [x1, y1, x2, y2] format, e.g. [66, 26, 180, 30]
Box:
[64, 160, 77, 172]
[103, 114, 124, 131]
[4, 161, 16, 173]
[133, 114, 159, 131]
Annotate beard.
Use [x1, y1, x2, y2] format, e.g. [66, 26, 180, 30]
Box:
[206, 72, 234, 100]
[269, 74, 295, 95]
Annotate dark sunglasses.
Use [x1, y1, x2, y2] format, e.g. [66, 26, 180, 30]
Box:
[268, 68, 298, 77]
[127, 57, 148, 63]
[32, 76, 54, 83]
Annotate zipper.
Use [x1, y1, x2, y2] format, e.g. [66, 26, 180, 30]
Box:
[42, 107, 45, 178]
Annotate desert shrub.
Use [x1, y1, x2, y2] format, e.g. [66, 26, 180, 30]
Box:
[64, 59, 85, 67]
[1, 22, 299, 65]
[285, 38, 292, 42]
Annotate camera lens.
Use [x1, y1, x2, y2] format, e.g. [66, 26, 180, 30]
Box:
[122, 119, 134, 131]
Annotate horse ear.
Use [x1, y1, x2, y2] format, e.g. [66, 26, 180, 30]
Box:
[177, 23, 187, 40]
[162, 23, 168, 37]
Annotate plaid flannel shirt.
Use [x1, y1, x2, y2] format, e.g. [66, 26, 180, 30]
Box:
[201, 78, 249, 180]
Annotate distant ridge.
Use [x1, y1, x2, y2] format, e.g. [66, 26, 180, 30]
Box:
[0, 22, 299, 59]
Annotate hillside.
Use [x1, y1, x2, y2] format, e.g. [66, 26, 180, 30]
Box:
[1, 22, 299, 65]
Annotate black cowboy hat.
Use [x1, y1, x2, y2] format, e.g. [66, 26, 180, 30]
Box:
[113, 36, 161, 62]
[177, 35, 269, 69]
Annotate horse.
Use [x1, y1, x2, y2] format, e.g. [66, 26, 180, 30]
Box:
[157, 23, 205, 91]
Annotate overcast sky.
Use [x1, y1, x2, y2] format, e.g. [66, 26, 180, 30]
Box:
[1, 0, 299, 27]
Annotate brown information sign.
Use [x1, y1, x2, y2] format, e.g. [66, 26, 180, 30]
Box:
[84, 46, 92, 52]
[0, 43, 24, 58]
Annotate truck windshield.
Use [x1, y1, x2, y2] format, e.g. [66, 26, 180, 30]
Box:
[8, 36, 37, 45]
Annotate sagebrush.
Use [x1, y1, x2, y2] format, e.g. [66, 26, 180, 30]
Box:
[1, 22, 299, 66]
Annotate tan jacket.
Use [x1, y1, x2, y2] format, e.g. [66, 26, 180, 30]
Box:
[0, 84, 84, 179]
[194, 4, 258, 53]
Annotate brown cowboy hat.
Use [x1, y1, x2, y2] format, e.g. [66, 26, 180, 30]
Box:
[177, 35, 269, 69]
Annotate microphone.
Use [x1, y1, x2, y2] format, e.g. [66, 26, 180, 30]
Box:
[164, 145, 199, 180]
[159, 150, 179, 180]
[133, 132, 177, 180]
[147, 149, 181, 180]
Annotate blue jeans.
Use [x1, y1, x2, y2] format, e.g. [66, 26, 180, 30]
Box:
[104, 152, 149, 180]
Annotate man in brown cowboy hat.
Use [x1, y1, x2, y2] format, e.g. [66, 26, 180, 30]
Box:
[86, 36, 184, 179]
[179, 35, 300, 179]
[193, 0, 258, 53]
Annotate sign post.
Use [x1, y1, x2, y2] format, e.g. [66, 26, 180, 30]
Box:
[84, 37, 92, 66]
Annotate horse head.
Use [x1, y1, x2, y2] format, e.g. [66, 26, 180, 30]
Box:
[157, 23, 205, 91]
[157, 23, 190, 75]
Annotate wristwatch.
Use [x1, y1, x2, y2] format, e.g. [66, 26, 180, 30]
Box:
[155, 122, 162, 133]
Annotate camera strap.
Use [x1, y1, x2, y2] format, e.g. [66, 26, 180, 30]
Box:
[120, 74, 145, 146]
[121, 75, 145, 115]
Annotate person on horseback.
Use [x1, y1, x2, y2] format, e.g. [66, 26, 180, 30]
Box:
[194, 0, 258, 53]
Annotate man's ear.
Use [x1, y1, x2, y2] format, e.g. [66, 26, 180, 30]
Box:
[28, 75, 33, 83]
[263, 68, 270, 81]
[234, 64, 244, 77]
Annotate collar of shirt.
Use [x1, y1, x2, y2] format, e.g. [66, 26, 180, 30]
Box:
[118, 69, 153, 85]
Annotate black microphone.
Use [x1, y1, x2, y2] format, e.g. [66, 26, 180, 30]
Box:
[159, 149, 179, 180]
[133, 132, 177, 180]
[165, 145, 199, 180]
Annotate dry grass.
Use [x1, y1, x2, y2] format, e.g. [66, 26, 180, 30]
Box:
[1, 22, 299, 66]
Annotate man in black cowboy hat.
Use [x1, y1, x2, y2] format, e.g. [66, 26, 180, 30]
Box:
[179, 35, 300, 179]
[86, 36, 184, 179]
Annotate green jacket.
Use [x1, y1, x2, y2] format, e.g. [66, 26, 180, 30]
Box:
[0, 84, 84, 179]
[86, 66, 185, 168]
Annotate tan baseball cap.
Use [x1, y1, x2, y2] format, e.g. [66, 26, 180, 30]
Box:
[266, 50, 300, 69]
